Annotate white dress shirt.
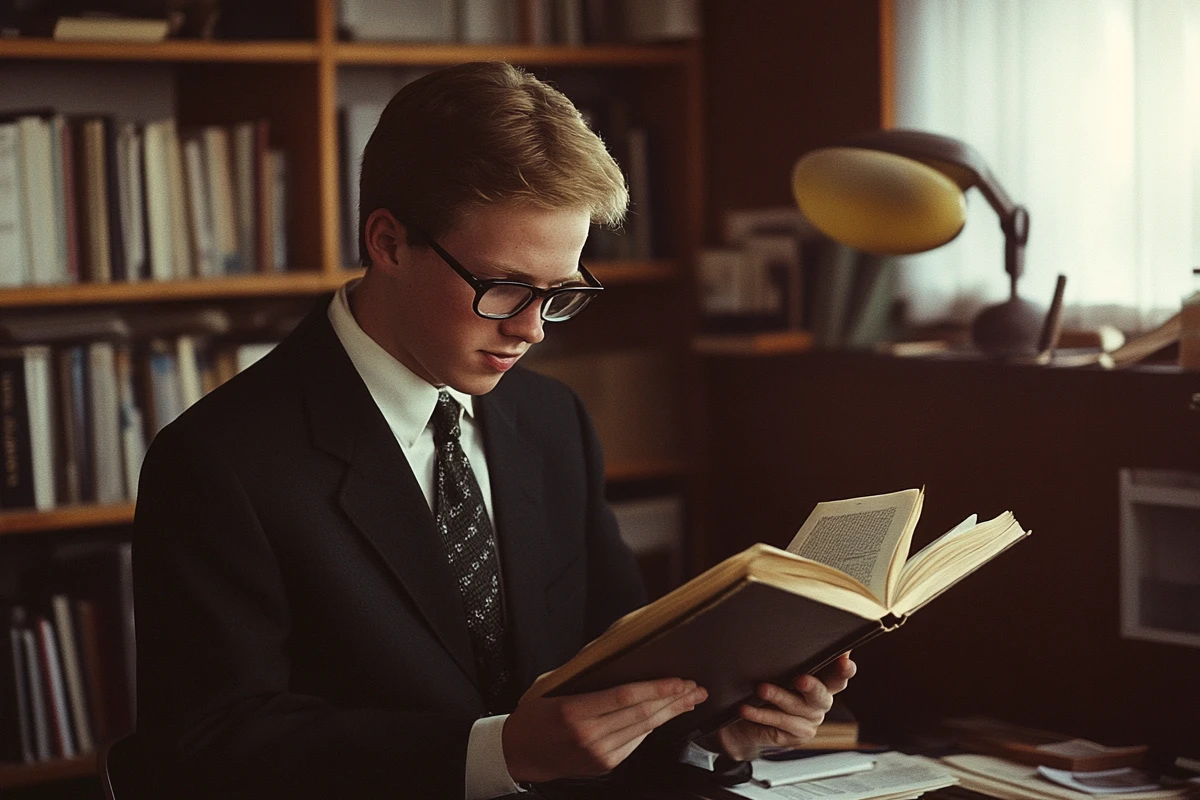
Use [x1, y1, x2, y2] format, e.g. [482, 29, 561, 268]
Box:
[328, 281, 522, 800]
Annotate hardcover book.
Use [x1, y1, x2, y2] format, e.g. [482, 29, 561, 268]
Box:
[523, 488, 1030, 744]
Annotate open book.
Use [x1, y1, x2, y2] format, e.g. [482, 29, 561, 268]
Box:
[523, 488, 1030, 743]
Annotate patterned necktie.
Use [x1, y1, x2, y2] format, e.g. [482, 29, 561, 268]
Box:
[431, 390, 509, 705]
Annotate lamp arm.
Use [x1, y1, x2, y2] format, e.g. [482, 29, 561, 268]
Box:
[976, 170, 1029, 293]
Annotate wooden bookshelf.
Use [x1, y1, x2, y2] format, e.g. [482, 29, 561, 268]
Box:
[0, 755, 97, 789]
[0, 503, 136, 536]
[0, 4, 706, 791]
[0, 38, 320, 62]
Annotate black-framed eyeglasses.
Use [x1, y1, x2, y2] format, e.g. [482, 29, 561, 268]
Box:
[413, 227, 603, 322]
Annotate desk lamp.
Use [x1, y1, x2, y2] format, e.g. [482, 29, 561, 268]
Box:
[792, 129, 1044, 357]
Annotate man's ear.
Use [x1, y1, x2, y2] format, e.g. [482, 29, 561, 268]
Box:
[363, 209, 407, 269]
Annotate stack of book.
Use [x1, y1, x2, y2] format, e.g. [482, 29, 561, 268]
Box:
[0, 111, 289, 288]
[1, 543, 135, 765]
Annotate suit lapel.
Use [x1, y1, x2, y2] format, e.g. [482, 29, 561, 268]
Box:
[477, 389, 555, 692]
[296, 305, 479, 689]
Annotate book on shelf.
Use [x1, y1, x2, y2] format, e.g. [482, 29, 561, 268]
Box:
[522, 488, 1030, 744]
[2, 609, 35, 764]
[0, 108, 287, 288]
[53, 15, 170, 42]
[0, 347, 56, 511]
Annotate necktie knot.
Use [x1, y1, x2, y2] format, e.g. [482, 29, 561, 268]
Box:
[432, 390, 461, 445]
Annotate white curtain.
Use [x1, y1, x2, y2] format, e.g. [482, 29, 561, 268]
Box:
[893, 0, 1200, 331]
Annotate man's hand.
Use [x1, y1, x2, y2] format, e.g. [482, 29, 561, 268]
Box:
[712, 653, 857, 762]
[503, 678, 708, 783]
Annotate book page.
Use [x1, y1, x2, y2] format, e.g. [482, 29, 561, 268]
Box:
[785, 488, 922, 604]
[892, 511, 1030, 617]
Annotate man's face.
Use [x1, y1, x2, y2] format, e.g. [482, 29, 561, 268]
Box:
[377, 204, 592, 395]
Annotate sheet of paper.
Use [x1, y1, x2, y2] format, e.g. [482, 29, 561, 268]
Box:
[727, 752, 955, 800]
[1038, 767, 1162, 795]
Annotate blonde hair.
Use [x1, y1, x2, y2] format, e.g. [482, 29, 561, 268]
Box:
[358, 61, 629, 264]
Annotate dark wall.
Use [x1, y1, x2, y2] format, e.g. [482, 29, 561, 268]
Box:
[702, 0, 883, 240]
[698, 352, 1200, 757]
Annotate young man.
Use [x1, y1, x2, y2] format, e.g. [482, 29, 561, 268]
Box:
[133, 62, 854, 799]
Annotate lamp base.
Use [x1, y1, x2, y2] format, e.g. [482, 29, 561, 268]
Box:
[971, 296, 1046, 358]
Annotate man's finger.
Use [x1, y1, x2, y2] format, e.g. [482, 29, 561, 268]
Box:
[594, 686, 704, 733]
[738, 704, 818, 741]
[790, 674, 835, 713]
[596, 685, 707, 753]
[813, 655, 857, 694]
[755, 682, 825, 722]
[570, 678, 694, 717]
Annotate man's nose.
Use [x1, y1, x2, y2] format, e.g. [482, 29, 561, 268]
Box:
[500, 299, 545, 344]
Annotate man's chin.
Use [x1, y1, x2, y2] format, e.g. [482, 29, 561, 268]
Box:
[448, 371, 506, 396]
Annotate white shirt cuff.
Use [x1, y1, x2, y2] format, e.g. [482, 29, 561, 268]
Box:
[680, 740, 721, 771]
[465, 714, 524, 799]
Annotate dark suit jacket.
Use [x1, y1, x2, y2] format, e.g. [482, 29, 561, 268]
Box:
[132, 297, 647, 799]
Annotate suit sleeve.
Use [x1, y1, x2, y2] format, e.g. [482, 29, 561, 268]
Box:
[133, 422, 476, 800]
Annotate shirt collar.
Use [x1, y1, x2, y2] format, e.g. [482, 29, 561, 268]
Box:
[327, 280, 476, 449]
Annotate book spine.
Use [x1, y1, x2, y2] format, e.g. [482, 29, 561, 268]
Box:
[182, 135, 217, 278]
[87, 341, 125, 504]
[52, 595, 93, 754]
[74, 599, 108, 745]
[36, 615, 75, 758]
[165, 120, 194, 279]
[58, 118, 81, 283]
[142, 121, 174, 282]
[8, 610, 35, 763]
[18, 116, 62, 285]
[0, 122, 29, 286]
[20, 627, 51, 761]
[102, 117, 127, 281]
[23, 347, 57, 511]
[0, 351, 36, 509]
[79, 118, 112, 283]
[232, 122, 257, 275]
[254, 119, 271, 272]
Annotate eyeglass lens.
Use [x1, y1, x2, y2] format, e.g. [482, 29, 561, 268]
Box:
[477, 285, 594, 321]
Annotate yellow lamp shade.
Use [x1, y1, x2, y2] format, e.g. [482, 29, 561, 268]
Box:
[792, 147, 968, 255]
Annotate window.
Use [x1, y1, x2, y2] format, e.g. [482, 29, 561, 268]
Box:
[892, 0, 1200, 332]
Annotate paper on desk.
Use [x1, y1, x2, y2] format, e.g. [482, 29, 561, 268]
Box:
[1038, 766, 1162, 795]
[940, 755, 1191, 800]
[727, 752, 955, 800]
[751, 752, 877, 788]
